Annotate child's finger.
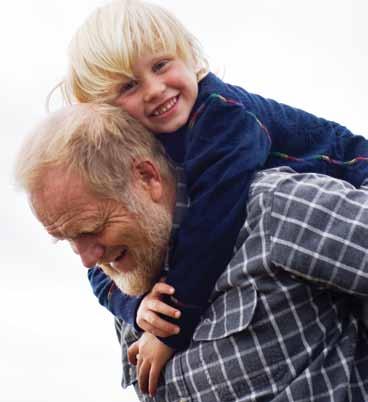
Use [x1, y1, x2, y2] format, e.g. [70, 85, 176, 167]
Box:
[148, 363, 161, 397]
[138, 360, 150, 394]
[139, 319, 180, 338]
[141, 312, 180, 337]
[151, 282, 175, 296]
[147, 299, 181, 319]
[127, 341, 139, 365]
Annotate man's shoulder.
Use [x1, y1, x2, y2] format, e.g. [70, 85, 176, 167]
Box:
[248, 167, 297, 203]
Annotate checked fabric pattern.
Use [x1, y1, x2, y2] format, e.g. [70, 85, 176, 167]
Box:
[115, 167, 368, 402]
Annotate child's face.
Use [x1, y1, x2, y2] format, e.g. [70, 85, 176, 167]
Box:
[115, 52, 198, 134]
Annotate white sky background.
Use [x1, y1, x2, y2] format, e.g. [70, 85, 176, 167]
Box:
[1, 0, 368, 401]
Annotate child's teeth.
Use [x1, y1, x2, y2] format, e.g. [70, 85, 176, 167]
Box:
[153, 97, 177, 116]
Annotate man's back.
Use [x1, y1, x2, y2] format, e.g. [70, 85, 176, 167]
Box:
[117, 167, 368, 402]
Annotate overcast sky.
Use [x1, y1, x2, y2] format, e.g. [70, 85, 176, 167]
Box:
[1, 1, 368, 401]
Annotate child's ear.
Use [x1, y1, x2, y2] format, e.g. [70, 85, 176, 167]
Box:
[132, 160, 163, 202]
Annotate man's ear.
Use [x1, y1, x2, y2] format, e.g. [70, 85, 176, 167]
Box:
[132, 160, 163, 202]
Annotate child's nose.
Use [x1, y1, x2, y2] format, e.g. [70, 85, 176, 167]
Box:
[144, 79, 165, 102]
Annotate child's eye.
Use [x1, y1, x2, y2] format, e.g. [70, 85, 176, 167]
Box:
[119, 80, 138, 94]
[152, 60, 169, 73]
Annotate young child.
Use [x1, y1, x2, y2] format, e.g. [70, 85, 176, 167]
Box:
[62, 0, 368, 395]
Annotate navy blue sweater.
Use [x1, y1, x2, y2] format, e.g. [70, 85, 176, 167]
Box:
[88, 72, 368, 349]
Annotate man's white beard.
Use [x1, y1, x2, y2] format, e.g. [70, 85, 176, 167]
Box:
[103, 199, 172, 296]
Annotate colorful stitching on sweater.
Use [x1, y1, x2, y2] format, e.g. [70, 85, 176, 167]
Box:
[188, 93, 271, 141]
[272, 151, 368, 166]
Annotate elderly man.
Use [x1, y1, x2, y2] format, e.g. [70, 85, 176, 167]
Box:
[16, 104, 368, 401]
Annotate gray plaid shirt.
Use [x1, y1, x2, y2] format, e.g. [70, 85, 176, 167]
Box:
[115, 167, 368, 402]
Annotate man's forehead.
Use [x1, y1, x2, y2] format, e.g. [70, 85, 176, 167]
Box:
[41, 167, 87, 194]
[31, 168, 102, 235]
[33, 169, 82, 208]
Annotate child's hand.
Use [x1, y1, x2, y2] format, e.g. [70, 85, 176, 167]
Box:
[136, 282, 181, 337]
[128, 332, 174, 396]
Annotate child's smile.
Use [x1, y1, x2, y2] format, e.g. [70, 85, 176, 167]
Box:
[151, 95, 179, 117]
[115, 53, 198, 133]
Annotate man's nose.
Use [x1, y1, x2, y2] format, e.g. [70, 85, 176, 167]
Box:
[69, 238, 105, 268]
[143, 78, 165, 103]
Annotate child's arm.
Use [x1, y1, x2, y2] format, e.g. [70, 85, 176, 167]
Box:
[156, 86, 368, 350]
[160, 95, 272, 349]
[128, 332, 174, 397]
[240, 88, 368, 188]
[331, 124, 368, 187]
[88, 267, 181, 336]
[136, 281, 181, 337]
[88, 266, 143, 326]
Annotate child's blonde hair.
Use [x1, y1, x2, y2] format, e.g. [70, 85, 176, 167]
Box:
[62, 0, 209, 104]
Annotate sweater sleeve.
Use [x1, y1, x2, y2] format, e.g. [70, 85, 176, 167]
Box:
[87, 266, 143, 327]
[332, 123, 368, 187]
[160, 95, 271, 349]
[238, 90, 368, 187]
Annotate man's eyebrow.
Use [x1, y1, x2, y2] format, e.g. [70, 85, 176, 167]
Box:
[46, 210, 105, 241]
[66, 221, 104, 240]
[46, 224, 77, 242]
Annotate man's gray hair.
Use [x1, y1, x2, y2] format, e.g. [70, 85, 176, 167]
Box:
[15, 103, 174, 204]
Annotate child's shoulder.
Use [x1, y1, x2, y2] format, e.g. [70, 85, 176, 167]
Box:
[199, 72, 248, 99]
[189, 91, 245, 130]
[197, 72, 254, 110]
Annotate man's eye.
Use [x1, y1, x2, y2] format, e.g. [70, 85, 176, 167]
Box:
[153, 60, 169, 73]
[119, 80, 137, 94]
[79, 231, 97, 238]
